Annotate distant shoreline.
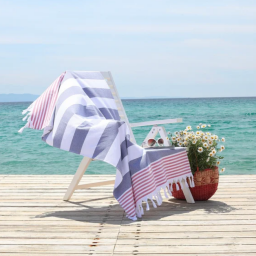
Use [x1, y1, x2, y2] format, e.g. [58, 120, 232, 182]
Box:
[0, 95, 255, 103]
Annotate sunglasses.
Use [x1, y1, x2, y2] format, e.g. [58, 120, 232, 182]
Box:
[147, 138, 164, 147]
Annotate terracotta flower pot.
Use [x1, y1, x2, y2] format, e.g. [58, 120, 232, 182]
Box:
[171, 167, 219, 201]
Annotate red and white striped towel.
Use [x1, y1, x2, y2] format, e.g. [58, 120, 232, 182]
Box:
[19, 72, 65, 133]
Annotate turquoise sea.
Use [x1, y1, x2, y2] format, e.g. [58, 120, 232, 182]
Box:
[0, 97, 255, 175]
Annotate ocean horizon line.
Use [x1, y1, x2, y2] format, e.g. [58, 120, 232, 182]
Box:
[0, 94, 256, 103]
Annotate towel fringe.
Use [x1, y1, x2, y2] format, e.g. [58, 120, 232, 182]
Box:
[19, 102, 35, 133]
[18, 123, 29, 134]
[126, 215, 137, 221]
[132, 173, 194, 220]
[163, 187, 169, 199]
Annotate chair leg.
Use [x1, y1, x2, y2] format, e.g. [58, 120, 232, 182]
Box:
[181, 180, 195, 203]
[63, 156, 92, 201]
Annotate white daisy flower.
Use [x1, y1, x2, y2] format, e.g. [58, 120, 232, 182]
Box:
[204, 135, 208, 140]
[206, 157, 210, 162]
[203, 143, 208, 148]
[206, 132, 211, 136]
[221, 145, 225, 150]
[199, 123, 202, 126]
[186, 126, 192, 130]
[166, 137, 169, 140]
[208, 140, 213, 145]
[183, 131, 187, 135]
[208, 152, 213, 157]
[177, 138, 181, 142]
[167, 131, 171, 135]
[219, 148, 222, 152]
[192, 140, 197, 144]
[221, 137, 225, 142]
[208, 124, 211, 127]
[196, 131, 200, 135]
[202, 139, 206, 143]
[172, 137, 176, 141]
[217, 161, 220, 165]
[212, 149, 216, 155]
[179, 142, 183, 146]
[201, 124, 206, 128]
[221, 168, 225, 173]
[210, 135, 215, 140]
[184, 141, 188, 146]
[198, 147, 203, 153]
[215, 135, 218, 140]
[197, 126, 200, 129]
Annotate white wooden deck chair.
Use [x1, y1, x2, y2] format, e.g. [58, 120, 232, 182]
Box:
[63, 72, 195, 204]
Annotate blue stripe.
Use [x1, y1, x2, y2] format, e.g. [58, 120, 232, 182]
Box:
[83, 88, 113, 99]
[92, 121, 124, 159]
[99, 108, 120, 120]
[52, 104, 103, 149]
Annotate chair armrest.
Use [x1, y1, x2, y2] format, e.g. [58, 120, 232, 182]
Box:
[130, 118, 182, 128]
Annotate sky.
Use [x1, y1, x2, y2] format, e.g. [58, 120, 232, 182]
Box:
[0, 0, 256, 98]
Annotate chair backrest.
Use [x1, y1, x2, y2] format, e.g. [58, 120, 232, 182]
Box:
[100, 71, 136, 144]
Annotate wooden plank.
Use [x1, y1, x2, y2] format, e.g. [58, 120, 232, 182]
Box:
[120, 225, 256, 232]
[0, 174, 255, 256]
[0, 245, 115, 253]
[114, 244, 256, 253]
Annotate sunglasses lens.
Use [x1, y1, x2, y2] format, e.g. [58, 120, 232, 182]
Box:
[158, 138, 164, 146]
[148, 139, 156, 147]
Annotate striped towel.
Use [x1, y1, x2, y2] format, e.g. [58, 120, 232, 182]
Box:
[19, 71, 194, 220]
[18, 73, 65, 133]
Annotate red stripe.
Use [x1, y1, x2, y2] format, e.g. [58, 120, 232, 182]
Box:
[132, 158, 189, 184]
[41, 90, 54, 128]
[134, 171, 192, 203]
[118, 187, 133, 203]
[134, 170, 192, 202]
[38, 90, 50, 129]
[132, 159, 189, 184]
[28, 73, 65, 130]
[35, 92, 47, 129]
[133, 166, 190, 190]
[119, 193, 133, 205]
[46, 76, 61, 123]
[133, 167, 190, 193]
[121, 199, 134, 210]
[32, 95, 44, 128]
[133, 170, 191, 202]
[132, 152, 188, 182]
[132, 163, 190, 185]
[133, 166, 191, 200]
[124, 204, 136, 215]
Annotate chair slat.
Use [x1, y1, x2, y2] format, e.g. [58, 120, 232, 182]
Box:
[100, 72, 136, 143]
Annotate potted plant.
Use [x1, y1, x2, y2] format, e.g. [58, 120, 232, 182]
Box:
[168, 123, 225, 201]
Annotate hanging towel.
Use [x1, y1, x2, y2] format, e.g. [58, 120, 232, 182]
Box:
[19, 71, 194, 220]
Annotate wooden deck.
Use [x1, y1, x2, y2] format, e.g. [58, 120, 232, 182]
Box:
[0, 175, 256, 255]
